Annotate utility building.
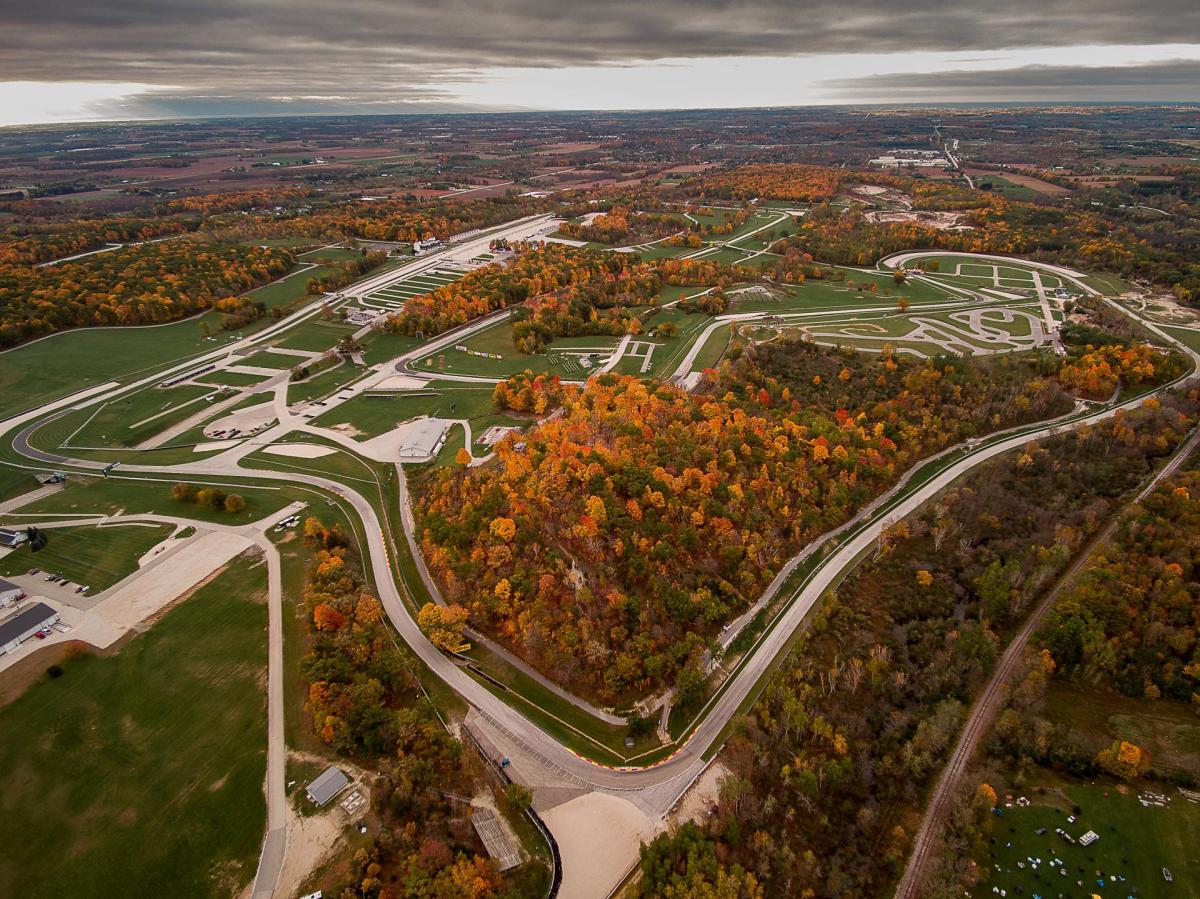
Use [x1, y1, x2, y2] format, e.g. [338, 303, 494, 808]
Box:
[0, 602, 59, 655]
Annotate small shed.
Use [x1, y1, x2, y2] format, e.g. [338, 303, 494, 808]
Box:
[0, 602, 59, 654]
[306, 766, 350, 807]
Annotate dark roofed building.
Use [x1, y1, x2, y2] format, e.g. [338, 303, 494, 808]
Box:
[306, 766, 350, 806]
[0, 602, 59, 654]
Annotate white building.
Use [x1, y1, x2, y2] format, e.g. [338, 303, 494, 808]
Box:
[0, 579, 24, 608]
[0, 601, 59, 654]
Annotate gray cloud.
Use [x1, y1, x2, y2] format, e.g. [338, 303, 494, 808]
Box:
[3, 0, 1200, 100]
[823, 59, 1200, 102]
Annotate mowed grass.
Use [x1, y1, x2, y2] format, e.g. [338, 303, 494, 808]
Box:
[0, 475, 290, 527]
[194, 369, 272, 388]
[0, 522, 173, 590]
[0, 553, 268, 899]
[972, 783, 1200, 899]
[63, 384, 221, 449]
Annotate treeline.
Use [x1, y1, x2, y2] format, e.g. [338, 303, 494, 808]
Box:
[212, 194, 549, 245]
[0, 238, 293, 347]
[492, 370, 567, 415]
[558, 207, 683, 245]
[637, 392, 1198, 898]
[0, 217, 193, 266]
[690, 164, 845, 202]
[411, 340, 1073, 703]
[297, 518, 524, 898]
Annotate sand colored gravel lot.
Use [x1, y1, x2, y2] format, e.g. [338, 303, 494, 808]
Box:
[261, 442, 337, 459]
[95, 530, 254, 629]
[540, 792, 655, 899]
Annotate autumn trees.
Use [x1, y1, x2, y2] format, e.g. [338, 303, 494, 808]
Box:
[297, 516, 522, 897]
[492, 371, 568, 415]
[410, 340, 1076, 703]
[1039, 465, 1200, 701]
[170, 482, 246, 514]
[0, 238, 292, 347]
[640, 391, 1197, 899]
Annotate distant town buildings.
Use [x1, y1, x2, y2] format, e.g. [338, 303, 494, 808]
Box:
[869, 149, 951, 169]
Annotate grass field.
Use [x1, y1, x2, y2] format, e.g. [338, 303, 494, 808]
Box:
[193, 369, 272, 388]
[973, 782, 1200, 899]
[0, 522, 173, 590]
[0, 553, 268, 899]
[62, 384, 222, 449]
[268, 318, 356, 354]
[0, 475, 291, 527]
[237, 350, 309, 371]
[690, 324, 732, 371]
[286, 362, 366, 405]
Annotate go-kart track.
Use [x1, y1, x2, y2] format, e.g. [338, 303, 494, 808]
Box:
[3, 229, 1197, 899]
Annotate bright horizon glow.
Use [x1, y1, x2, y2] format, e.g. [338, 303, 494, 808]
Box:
[447, 44, 1200, 110]
[0, 81, 166, 127]
[1, 43, 1199, 126]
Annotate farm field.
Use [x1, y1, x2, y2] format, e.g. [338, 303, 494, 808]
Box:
[971, 782, 1200, 899]
[0, 553, 268, 899]
[0, 521, 174, 590]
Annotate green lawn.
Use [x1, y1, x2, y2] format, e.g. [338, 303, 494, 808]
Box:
[269, 318, 356, 354]
[286, 362, 367, 405]
[0, 522, 174, 590]
[0, 475, 291, 527]
[0, 553, 268, 899]
[310, 385, 498, 439]
[358, 329, 422, 365]
[411, 320, 604, 380]
[61, 384, 222, 449]
[972, 782, 1200, 899]
[241, 263, 335, 309]
[237, 350, 309, 371]
[690, 324, 732, 371]
[193, 369, 272, 388]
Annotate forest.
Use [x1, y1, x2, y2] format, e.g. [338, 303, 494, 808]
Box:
[637, 392, 1198, 898]
[0, 237, 293, 346]
[410, 340, 1076, 703]
[298, 518, 538, 899]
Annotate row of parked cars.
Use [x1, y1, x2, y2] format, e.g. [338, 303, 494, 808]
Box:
[30, 568, 89, 595]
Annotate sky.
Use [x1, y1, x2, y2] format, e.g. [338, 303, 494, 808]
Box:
[1, 0, 1199, 125]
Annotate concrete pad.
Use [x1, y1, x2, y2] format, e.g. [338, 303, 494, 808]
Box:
[192, 440, 241, 453]
[540, 793, 655, 899]
[94, 530, 253, 630]
[261, 443, 337, 459]
[372, 374, 432, 391]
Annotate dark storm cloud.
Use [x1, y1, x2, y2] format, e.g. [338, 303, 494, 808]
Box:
[823, 59, 1200, 102]
[2, 0, 1199, 99]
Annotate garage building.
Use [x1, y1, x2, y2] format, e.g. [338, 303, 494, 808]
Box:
[0, 578, 25, 608]
[0, 601, 59, 654]
[306, 766, 350, 806]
